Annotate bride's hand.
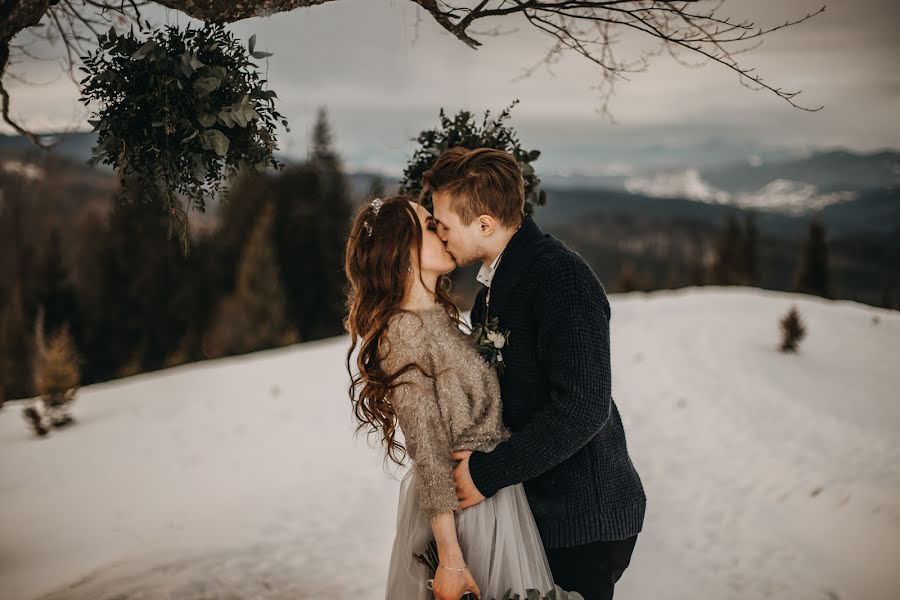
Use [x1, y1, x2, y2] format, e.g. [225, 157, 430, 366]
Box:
[430, 563, 481, 600]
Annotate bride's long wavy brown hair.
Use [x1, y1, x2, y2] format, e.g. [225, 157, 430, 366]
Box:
[344, 194, 462, 467]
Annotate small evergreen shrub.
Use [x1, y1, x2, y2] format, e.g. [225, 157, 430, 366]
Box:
[779, 305, 806, 352]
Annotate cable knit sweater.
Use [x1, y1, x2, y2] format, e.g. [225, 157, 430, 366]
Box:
[381, 307, 511, 520]
[466, 215, 646, 548]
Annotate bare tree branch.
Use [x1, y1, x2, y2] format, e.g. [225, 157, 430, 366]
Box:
[1, 0, 58, 149]
[1, 0, 828, 152]
[150, 0, 340, 22]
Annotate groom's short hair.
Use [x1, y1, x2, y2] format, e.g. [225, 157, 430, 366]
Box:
[420, 147, 525, 228]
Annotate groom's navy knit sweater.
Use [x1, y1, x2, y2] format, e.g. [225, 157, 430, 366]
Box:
[467, 215, 646, 549]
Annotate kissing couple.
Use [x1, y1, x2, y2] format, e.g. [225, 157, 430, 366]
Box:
[344, 147, 646, 600]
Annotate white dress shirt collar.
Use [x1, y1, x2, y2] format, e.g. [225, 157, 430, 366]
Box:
[476, 249, 504, 289]
[475, 222, 523, 289]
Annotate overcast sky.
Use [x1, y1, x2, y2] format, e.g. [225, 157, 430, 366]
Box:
[4, 0, 899, 175]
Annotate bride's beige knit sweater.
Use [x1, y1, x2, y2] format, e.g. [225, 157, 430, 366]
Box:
[381, 306, 511, 519]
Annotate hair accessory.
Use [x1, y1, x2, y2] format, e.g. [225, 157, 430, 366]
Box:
[363, 197, 384, 237]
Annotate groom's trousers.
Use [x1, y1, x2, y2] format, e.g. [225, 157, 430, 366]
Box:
[545, 534, 639, 600]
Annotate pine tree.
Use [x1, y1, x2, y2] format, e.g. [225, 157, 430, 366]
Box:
[205, 202, 297, 357]
[2, 190, 37, 399]
[72, 209, 107, 341]
[0, 305, 8, 409]
[3, 280, 33, 400]
[311, 106, 347, 210]
[712, 213, 744, 285]
[794, 216, 832, 299]
[164, 332, 194, 368]
[664, 260, 684, 289]
[615, 260, 651, 293]
[312, 106, 339, 167]
[689, 255, 705, 286]
[368, 174, 386, 199]
[272, 107, 352, 341]
[86, 182, 190, 380]
[34, 226, 80, 341]
[688, 230, 706, 286]
[742, 211, 759, 285]
[779, 305, 806, 352]
[222, 157, 351, 344]
[881, 280, 896, 311]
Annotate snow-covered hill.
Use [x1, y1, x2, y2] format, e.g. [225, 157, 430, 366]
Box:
[1, 288, 898, 600]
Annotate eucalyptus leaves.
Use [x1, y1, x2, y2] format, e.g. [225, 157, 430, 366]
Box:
[398, 99, 546, 217]
[79, 22, 288, 254]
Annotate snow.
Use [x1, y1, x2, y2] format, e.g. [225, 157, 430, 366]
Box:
[734, 179, 858, 214]
[623, 169, 858, 214]
[1, 159, 44, 181]
[1, 287, 898, 600]
[625, 168, 731, 204]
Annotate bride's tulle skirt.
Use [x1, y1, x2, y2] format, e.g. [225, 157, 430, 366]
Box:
[384, 460, 559, 599]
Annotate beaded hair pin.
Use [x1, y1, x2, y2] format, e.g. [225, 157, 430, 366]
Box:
[363, 197, 384, 237]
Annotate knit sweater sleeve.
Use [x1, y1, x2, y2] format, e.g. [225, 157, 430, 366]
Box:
[467, 254, 613, 498]
[385, 312, 460, 520]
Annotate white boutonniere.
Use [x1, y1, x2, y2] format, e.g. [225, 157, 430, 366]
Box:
[470, 316, 511, 375]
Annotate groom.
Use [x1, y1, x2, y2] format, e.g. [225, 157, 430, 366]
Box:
[421, 147, 647, 600]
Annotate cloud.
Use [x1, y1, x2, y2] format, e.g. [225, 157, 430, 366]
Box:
[3, 0, 898, 174]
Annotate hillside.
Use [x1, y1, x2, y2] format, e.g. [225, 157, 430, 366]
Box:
[1, 288, 897, 600]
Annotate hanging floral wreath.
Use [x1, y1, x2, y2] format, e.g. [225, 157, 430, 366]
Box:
[79, 22, 288, 254]
[398, 99, 546, 216]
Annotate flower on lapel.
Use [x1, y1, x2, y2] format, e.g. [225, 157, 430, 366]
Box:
[471, 316, 511, 375]
[486, 330, 506, 349]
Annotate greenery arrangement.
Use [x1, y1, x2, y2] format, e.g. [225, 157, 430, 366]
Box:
[79, 22, 288, 253]
[413, 538, 584, 600]
[399, 99, 546, 217]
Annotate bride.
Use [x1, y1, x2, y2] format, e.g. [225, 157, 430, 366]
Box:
[343, 195, 567, 600]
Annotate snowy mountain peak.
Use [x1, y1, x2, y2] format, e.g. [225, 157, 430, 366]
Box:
[624, 168, 731, 204]
[623, 169, 859, 215]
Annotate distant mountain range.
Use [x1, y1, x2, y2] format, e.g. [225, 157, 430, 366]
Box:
[2, 130, 896, 308]
[533, 184, 899, 240]
[533, 147, 900, 241]
[3, 130, 898, 236]
[618, 149, 898, 215]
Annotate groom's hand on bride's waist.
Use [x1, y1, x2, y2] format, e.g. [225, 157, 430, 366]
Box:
[451, 450, 486, 509]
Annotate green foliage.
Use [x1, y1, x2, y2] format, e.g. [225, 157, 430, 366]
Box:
[399, 99, 547, 216]
[78, 22, 288, 254]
